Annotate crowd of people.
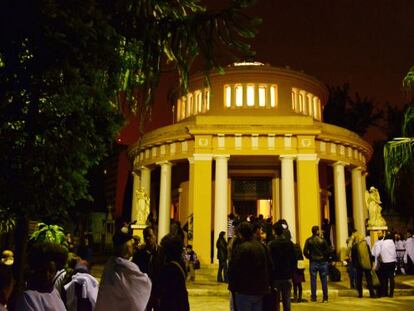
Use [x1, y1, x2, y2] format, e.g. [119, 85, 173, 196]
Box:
[222, 214, 329, 311]
[1, 216, 414, 311]
[345, 228, 414, 299]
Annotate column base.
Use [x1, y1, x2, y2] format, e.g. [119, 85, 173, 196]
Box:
[131, 224, 147, 240]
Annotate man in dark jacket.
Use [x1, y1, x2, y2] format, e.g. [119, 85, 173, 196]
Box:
[268, 223, 296, 311]
[228, 222, 271, 311]
[303, 225, 330, 302]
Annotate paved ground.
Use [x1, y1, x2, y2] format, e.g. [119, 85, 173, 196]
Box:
[91, 261, 414, 310]
[189, 295, 414, 311]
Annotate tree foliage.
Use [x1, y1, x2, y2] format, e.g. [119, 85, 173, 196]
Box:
[29, 223, 66, 245]
[384, 105, 414, 206]
[0, 0, 258, 224]
[323, 83, 382, 137]
[403, 65, 414, 95]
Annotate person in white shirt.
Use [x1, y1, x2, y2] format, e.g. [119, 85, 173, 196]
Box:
[378, 232, 397, 297]
[404, 230, 414, 274]
[95, 227, 152, 311]
[371, 231, 384, 270]
[63, 261, 98, 311]
[394, 233, 406, 274]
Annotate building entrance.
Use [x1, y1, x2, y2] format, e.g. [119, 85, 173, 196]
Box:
[233, 200, 257, 220]
[231, 177, 272, 219]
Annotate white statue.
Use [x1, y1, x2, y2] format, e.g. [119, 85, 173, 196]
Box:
[365, 186, 387, 228]
[136, 188, 150, 226]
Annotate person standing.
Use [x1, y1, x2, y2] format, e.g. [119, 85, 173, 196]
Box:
[303, 225, 330, 303]
[95, 228, 152, 311]
[268, 223, 296, 311]
[228, 222, 271, 311]
[404, 230, 414, 274]
[228, 214, 235, 242]
[0, 263, 14, 311]
[16, 243, 68, 311]
[345, 230, 357, 289]
[351, 233, 375, 298]
[216, 231, 228, 283]
[132, 226, 161, 310]
[292, 243, 306, 303]
[158, 234, 189, 311]
[378, 232, 397, 297]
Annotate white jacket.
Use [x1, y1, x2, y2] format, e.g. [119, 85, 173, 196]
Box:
[64, 273, 99, 311]
[95, 257, 151, 311]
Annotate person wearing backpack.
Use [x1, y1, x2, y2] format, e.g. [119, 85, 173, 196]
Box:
[351, 233, 375, 298]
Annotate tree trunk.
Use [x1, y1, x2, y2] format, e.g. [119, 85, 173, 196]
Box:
[8, 215, 29, 311]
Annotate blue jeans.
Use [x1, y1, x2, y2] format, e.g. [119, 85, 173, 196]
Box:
[309, 261, 328, 300]
[234, 293, 263, 311]
[272, 279, 292, 311]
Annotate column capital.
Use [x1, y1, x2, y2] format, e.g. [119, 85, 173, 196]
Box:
[351, 166, 363, 172]
[193, 153, 213, 161]
[296, 154, 318, 161]
[139, 165, 151, 171]
[156, 160, 172, 167]
[279, 154, 297, 160]
[188, 157, 194, 164]
[332, 161, 349, 167]
[213, 154, 230, 160]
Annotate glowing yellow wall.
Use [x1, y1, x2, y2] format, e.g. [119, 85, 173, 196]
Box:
[191, 157, 212, 264]
[296, 156, 320, 247]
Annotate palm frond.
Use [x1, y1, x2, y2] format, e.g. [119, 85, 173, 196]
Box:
[403, 66, 414, 91]
[384, 137, 414, 204]
[402, 105, 414, 137]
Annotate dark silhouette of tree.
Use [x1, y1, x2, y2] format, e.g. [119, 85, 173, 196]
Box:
[323, 83, 382, 137]
[0, 0, 259, 299]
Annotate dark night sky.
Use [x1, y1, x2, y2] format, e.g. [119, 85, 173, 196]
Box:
[243, 0, 414, 106]
[124, 0, 414, 144]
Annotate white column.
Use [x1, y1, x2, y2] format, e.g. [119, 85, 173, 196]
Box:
[214, 155, 229, 261]
[280, 155, 296, 242]
[157, 161, 172, 242]
[333, 161, 349, 259]
[131, 171, 141, 223]
[352, 167, 365, 235]
[361, 171, 368, 223]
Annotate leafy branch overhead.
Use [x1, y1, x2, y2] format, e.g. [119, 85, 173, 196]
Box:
[0, 0, 258, 222]
[112, 0, 260, 121]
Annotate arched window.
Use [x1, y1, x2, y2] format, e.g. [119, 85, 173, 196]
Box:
[235, 85, 243, 107]
[270, 86, 277, 108]
[225, 85, 232, 108]
[246, 84, 255, 106]
[258, 85, 266, 107]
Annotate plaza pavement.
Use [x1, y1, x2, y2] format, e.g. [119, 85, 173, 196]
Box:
[91, 262, 414, 310]
[186, 264, 414, 310]
[189, 295, 414, 311]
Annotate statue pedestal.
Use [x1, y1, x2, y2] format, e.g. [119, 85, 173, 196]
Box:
[131, 224, 147, 240]
[367, 226, 388, 247]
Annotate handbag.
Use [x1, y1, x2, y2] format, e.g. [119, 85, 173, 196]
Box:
[371, 270, 380, 287]
[297, 260, 305, 270]
[193, 259, 200, 270]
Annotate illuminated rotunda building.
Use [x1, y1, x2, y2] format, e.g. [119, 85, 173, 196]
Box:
[129, 62, 372, 263]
